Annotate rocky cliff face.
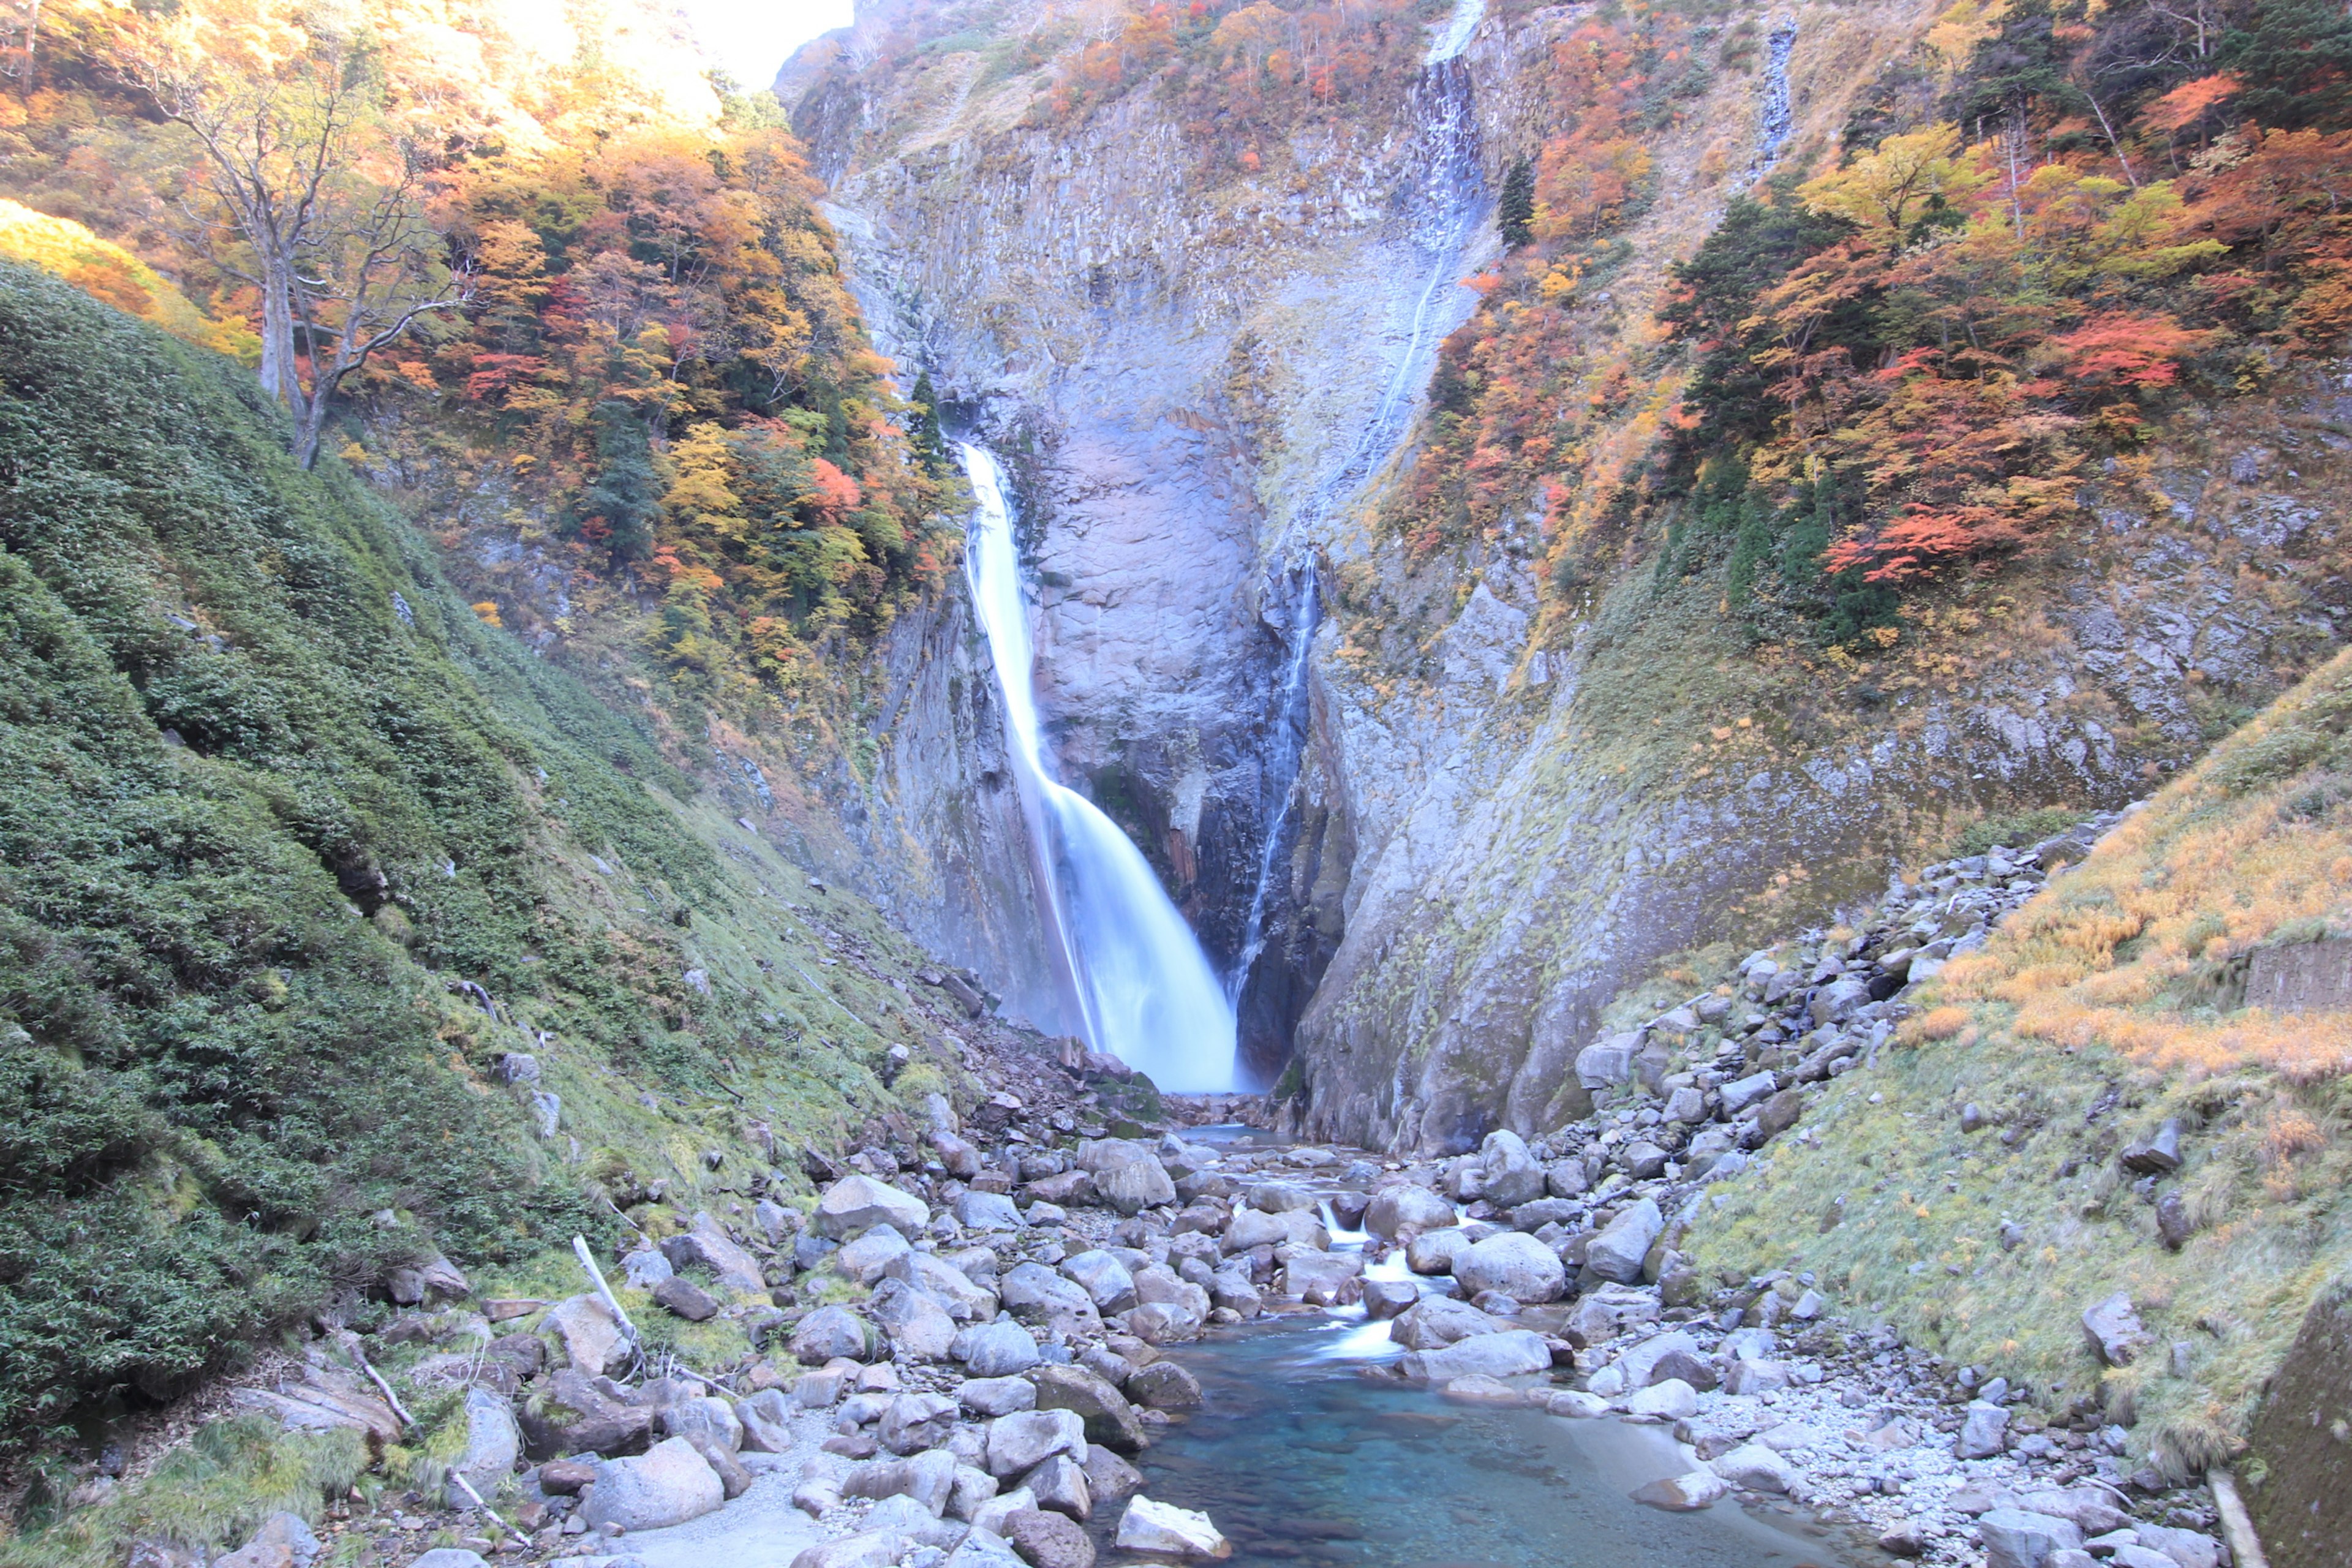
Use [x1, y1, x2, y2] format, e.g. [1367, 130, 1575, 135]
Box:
[785, 0, 2352, 1145]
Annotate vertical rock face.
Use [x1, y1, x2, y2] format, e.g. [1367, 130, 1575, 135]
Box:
[787, 2, 2351, 1140]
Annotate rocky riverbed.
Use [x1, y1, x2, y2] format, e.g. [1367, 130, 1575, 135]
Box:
[192, 815, 2242, 1568]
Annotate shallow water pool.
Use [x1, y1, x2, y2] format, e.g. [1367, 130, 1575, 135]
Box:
[1104, 1314, 1852, 1568]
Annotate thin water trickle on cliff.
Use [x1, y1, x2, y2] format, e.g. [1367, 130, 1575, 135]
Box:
[1229, 564, 1320, 1008]
[959, 443, 1240, 1092]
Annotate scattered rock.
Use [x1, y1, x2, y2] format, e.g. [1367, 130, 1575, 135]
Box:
[1978, 1508, 2085, 1568]
[814, 1175, 931, 1239]
[580, 1436, 725, 1531]
[1583, 1199, 1664, 1284]
[1005, 1506, 1096, 1568]
[2082, 1292, 2151, 1367]
[1115, 1496, 1233, 1559]
[1958, 1400, 2011, 1459]
[2119, 1120, 2183, 1175]
[1632, 1470, 1728, 1511]
[213, 1513, 318, 1568]
[1452, 1232, 1567, 1303]
[651, 1276, 718, 1322]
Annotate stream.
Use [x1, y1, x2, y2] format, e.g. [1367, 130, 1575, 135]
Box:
[1087, 1128, 1853, 1567]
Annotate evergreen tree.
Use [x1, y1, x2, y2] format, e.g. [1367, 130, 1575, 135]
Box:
[2220, 0, 2352, 132]
[1779, 475, 1834, 590]
[907, 369, 952, 477]
[577, 401, 660, 562]
[1724, 494, 1773, 609]
[1498, 157, 1536, 251]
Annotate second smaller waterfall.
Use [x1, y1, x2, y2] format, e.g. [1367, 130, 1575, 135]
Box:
[959, 444, 1240, 1094]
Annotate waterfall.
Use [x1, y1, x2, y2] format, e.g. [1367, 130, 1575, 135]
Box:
[1229, 564, 1320, 1003]
[1423, 0, 1485, 64]
[1746, 21, 1800, 182]
[959, 443, 1240, 1093]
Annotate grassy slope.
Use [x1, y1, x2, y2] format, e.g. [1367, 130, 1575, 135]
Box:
[0, 262, 958, 1453]
[1687, 648, 2352, 1479]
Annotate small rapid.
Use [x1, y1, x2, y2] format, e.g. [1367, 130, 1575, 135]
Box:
[959, 444, 1240, 1093]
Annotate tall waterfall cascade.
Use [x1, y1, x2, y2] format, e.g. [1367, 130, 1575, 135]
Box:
[958, 444, 1241, 1093]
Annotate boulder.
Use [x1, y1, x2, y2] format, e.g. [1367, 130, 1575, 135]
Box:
[1364, 1183, 1456, 1239]
[835, 1224, 914, 1285]
[1719, 1071, 1777, 1115]
[1092, 1153, 1177, 1216]
[843, 1449, 960, 1517]
[2119, 1120, 2183, 1175]
[2082, 1293, 2151, 1366]
[870, 1278, 958, 1360]
[792, 1304, 878, 1364]
[886, 1252, 997, 1321]
[1223, 1208, 1326, 1253]
[1613, 1330, 1703, 1389]
[1061, 1251, 1140, 1313]
[1000, 1262, 1103, 1335]
[651, 1276, 719, 1322]
[1397, 1329, 1552, 1382]
[518, 1368, 653, 1460]
[1246, 1181, 1317, 1213]
[1583, 1199, 1664, 1285]
[791, 1531, 918, 1568]
[1631, 1471, 1728, 1512]
[543, 1294, 630, 1377]
[737, 1388, 795, 1452]
[1547, 1390, 1608, 1418]
[1477, 1131, 1548, 1209]
[579, 1437, 725, 1531]
[1978, 1509, 2086, 1568]
[1031, 1363, 1147, 1453]
[663, 1395, 742, 1457]
[1406, 1228, 1475, 1276]
[814, 1175, 931, 1239]
[1624, 1379, 1698, 1420]
[1126, 1360, 1204, 1410]
[1209, 1269, 1263, 1319]
[1115, 1497, 1232, 1560]
[1025, 1452, 1092, 1520]
[1569, 1283, 1662, 1343]
[1006, 1505, 1096, 1568]
[1363, 1278, 1417, 1319]
[1389, 1297, 1506, 1351]
[1575, 1033, 1643, 1090]
[1082, 1446, 1145, 1504]
[213, 1512, 318, 1568]
[1958, 1401, 2010, 1459]
[1280, 1250, 1363, 1302]
[879, 1392, 960, 1456]
[1709, 1442, 1797, 1494]
[1452, 1233, 1567, 1303]
[441, 1387, 521, 1509]
[960, 1376, 1040, 1417]
[662, 1213, 767, 1294]
[986, 1408, 1088, 1477]
[956, 1319, 1044, 1378]
[1023, 1170, 1096, 1208]
[955, 1190, 1028, 1231]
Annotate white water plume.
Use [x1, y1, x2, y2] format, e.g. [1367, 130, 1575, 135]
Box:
[959, 444, 1240, 1093]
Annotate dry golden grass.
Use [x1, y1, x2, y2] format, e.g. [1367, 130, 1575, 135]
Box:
[1692, 649, 2352, 1481]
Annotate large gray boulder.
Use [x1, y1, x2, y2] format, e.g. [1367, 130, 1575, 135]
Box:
[580, 1437, 725, 1531]
[1978, 1509, 2084, 1568]
[441, 1387, 521, 1509]
[959, 1375, 1039, 1416]
[814, 1175, 931, 1238]
[870, 1278, 958, 1360]
[986, 1408, 1088, 1477]
[1452, 1232, 1566, 1303]
[1957, 1400, 2010, 1459]
[878, 1392, 959, 1456]
[1405, 1228, 1474, 1275]
[1224, 1208, 1326, 1253]
[1388, 1297, 1506, 1351]
[1077, 1140, 1177, 1214]
[954, 1190, 1027, 1231]
[791, 1304, 879, 1364]
[955, 1318, 1044, 1377]
[661, 1212, 767, 1295]
[999, 1262, 1103, 1335]
[886, 1251, 997, 1321]
[2082, 1292, 2150, 1366]
[544, 1294, 630, 1377]
[1583, 1198, 1664, 1284]
[1061, 1251, 1140, 1313]
[843, 1448, 959, 1516]
[737, 1387, 795, 1452]
[1397, 1329, 1551, 1381]
[1365, 1183, 1455, 1238]
[835, 1224, 913, 1285]
[1031, 1363, 1147, 1453]
[1477, 1131, 1548, 1209]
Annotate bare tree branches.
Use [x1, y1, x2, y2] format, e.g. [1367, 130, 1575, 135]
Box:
[111, 4, 467, 466]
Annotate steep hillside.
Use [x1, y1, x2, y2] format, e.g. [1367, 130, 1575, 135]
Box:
[0, 263, 959, 1452]
[1678, 644, 2352, 1488]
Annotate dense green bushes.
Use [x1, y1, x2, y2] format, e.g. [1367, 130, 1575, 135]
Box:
[0, 264, 741, 1434]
